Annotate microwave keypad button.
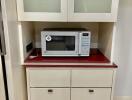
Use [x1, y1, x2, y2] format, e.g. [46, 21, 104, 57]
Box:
[82, 44, 90, 46]
[82, 42, 90, 45]
[82, 39, 90, 41]
[82, 40, 89, 43]
[82, 43, 89, 44]
[83, 37, 90, 39]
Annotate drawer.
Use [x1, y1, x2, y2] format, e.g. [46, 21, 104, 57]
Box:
[30, 88, 70, 100]
[28, 69, 70, 87]
[72, 70, 113, 87]
[71, 88, 111, 100]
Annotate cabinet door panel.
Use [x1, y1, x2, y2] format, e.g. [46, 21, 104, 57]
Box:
[74, 0, 112, 13]
[30, 88, 70, 100]
[68, 0, 119, 22]
[17, 0, 67, 21]
[71, 88, 111, 100]
[28, 69, 70, 87]
[23, 0, 61, 12]
[72, 70, 113, 87]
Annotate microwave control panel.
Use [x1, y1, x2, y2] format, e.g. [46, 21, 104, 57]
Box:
[80, 32, 91, 56]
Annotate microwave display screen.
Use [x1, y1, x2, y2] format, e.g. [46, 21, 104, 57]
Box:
[46, 36, 75, 51]
[83, 33, 89, 36]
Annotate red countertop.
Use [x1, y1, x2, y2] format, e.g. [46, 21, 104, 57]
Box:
[24, 49, 117, 68]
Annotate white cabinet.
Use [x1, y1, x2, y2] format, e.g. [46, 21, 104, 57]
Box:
[68, 0, 119, 22]
[26, 68, 116, 100]
[16, 0, 67, 21]
[16, 0, 119, 22]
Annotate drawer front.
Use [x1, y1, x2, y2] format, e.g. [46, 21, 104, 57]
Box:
[28, 70, 70, 87]
[30, 88, 70, 100]
[72, 70, 113, 87]
[71, 88, 111, 100]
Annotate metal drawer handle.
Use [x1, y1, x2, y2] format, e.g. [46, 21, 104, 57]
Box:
[48, 89, 53, 93]
[89, 89, 94, 93]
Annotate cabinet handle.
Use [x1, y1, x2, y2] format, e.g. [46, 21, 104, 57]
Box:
[89, 89, 94, 93]
[48, 89, 53, 93]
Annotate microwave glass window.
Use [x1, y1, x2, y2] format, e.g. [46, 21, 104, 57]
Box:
[46, 36, 75, 51]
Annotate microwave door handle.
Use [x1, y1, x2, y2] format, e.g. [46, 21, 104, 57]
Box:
[0, 21, 6, 55]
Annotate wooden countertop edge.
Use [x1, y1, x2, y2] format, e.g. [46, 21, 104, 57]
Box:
[23, 63, 117, 68]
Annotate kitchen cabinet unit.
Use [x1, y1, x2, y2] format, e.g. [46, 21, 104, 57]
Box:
[68, 0, 119, 22]
[16, 0, 67, 21]
[26, 68, 116, 100]
[16, 0, 119, 22]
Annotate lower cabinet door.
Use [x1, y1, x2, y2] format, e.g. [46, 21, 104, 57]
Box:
[30, 88, 70, 100]
[71, 88, 111, 100]
[72, 70, 113, 87]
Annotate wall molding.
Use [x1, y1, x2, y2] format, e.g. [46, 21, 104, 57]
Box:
[114, 96, 132, 100]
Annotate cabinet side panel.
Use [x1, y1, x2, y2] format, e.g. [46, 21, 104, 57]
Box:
[98, 23, 114, 60]
[19, 22, 35, 63]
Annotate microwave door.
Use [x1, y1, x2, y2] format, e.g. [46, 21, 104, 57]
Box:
[46, 36, 75, 51]
[42, 32, 79, 56]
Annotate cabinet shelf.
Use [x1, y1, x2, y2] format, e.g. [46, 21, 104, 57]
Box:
[24, 48, 110, 64]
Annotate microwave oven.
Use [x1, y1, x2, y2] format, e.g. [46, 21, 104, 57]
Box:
[41, 28, 91, 57]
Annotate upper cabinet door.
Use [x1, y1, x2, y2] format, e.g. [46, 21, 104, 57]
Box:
[17, 0, 67, 21]
[68, 0, 119, 22]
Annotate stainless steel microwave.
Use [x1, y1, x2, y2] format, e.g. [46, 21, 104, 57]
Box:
[41, 28, 91, 57]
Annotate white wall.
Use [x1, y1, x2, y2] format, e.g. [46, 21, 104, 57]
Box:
[113, 0, 132, 96]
